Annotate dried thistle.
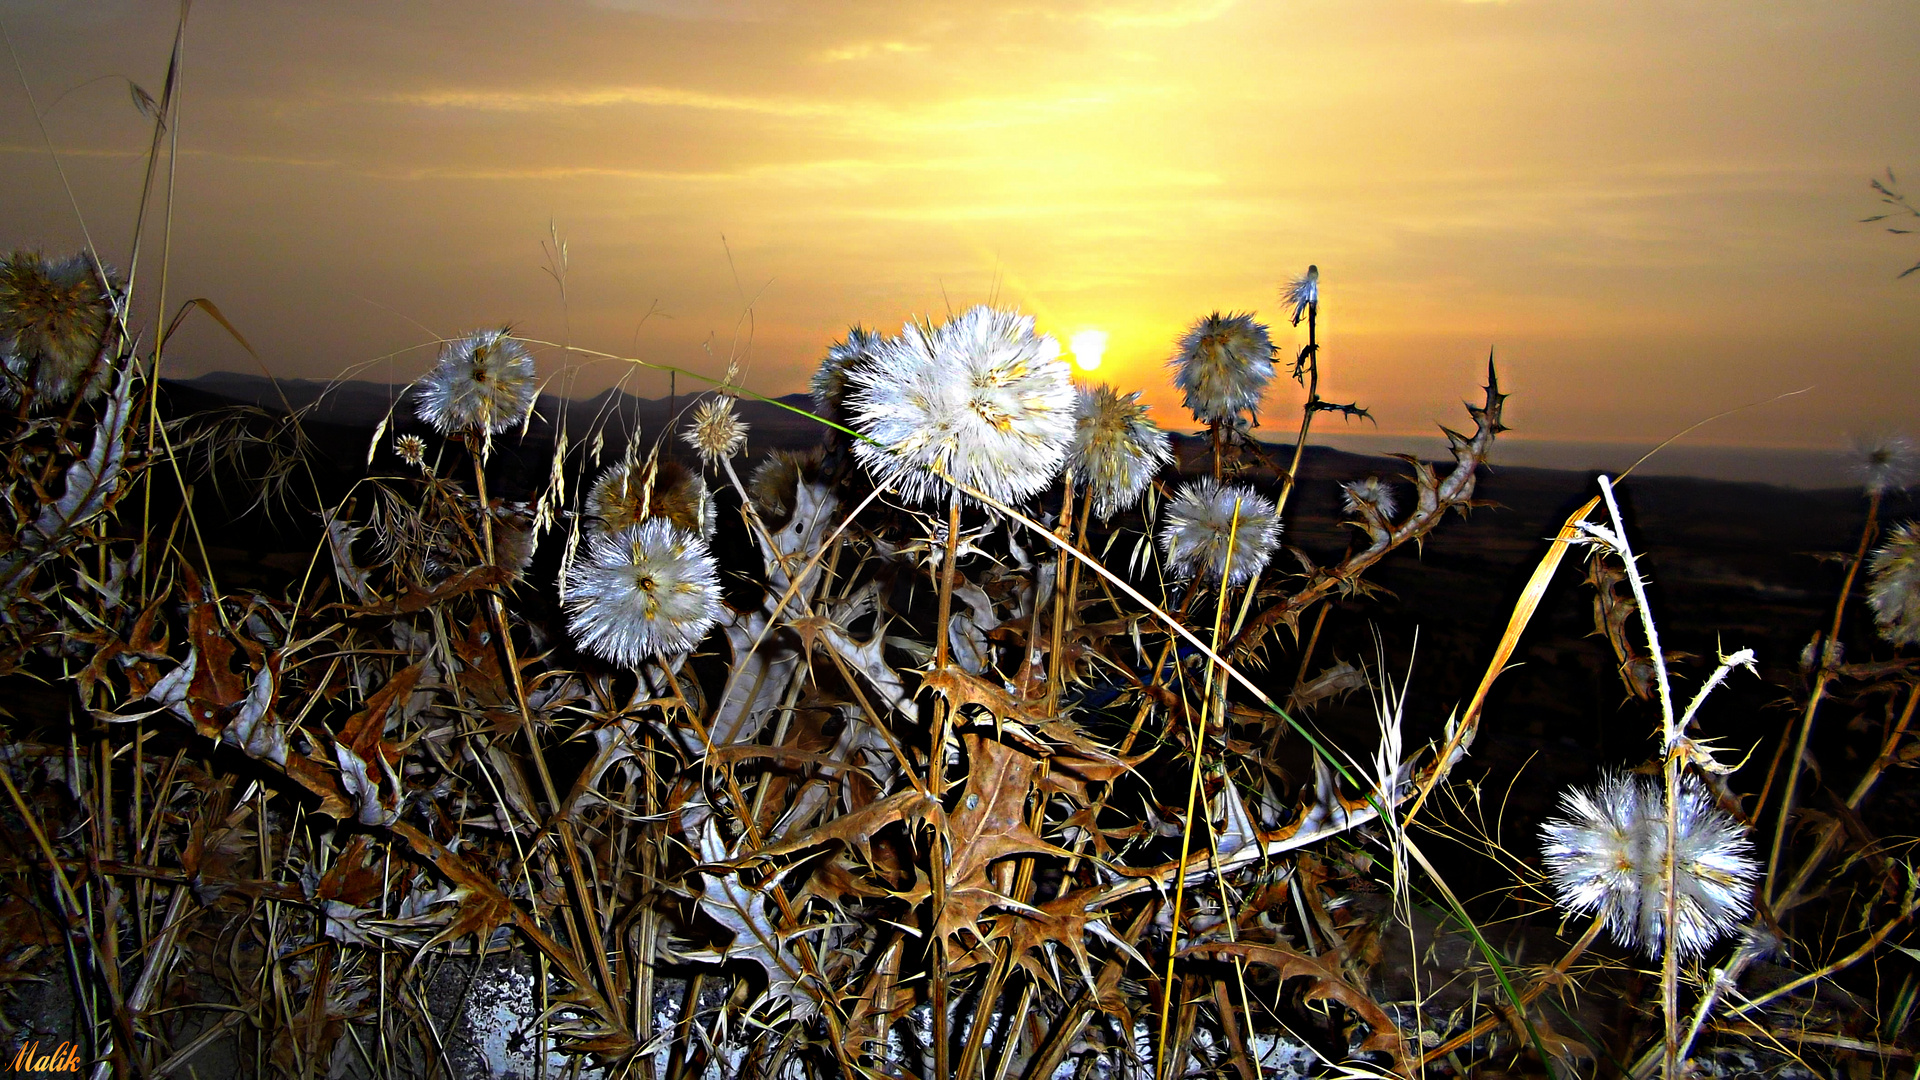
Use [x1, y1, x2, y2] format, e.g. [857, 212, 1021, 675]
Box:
[1159, 478, 1280, 585]
[1341, 476, 1397, 521]
[749, 446, 825, 521]
[586, 456, 715, 540]
[811, 324, 885, 424]
[1282, 264, 1319, 327]
[847, 305, 1075, 504]
[0, 250, 119, 408]
[415, 328, 536, 436]
[1169, 311, 1274, 424]
[1868, 520, 1920, 646]
[1067, 384, 1171, 520]
[1541, 772, 1758, 958]
[562, 518, 722, 665]
[393, 434, 428, 471]
[1853, 435, 1918, 497]
[682, 398, 748, 463]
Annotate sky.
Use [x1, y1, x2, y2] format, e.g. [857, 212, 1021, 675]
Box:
[3, 0, 1918, 454]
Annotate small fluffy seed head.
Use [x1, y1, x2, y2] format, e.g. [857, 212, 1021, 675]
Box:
[750, 447, 826, 522]
[1341, 476, 1398, 521]
[847, 305, 1075, 505]
[1068, 384, 1172, 520]
[1869, 520, 1920, 647]
[682, 398, 748, 463]
[1159, 478, 1280, 586]
[811, 325, 885, 425]
[1283, 265, 1319, 327]
[415, 329, 536, 436]
[562, 518, 722, 665]
[1541, 772, 1758, 959]
[1170, 312, 1274, 424]
[394, 435, 428, 470]
[586, 457, 715, 540]
[0, 251, 119, 408]
[1854, 435, 1919, 497]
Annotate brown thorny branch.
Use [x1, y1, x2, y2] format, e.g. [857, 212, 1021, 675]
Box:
[0, 363, 1523, 1077]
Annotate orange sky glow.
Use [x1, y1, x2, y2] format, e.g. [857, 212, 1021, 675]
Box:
[4, 0, 1918, 451]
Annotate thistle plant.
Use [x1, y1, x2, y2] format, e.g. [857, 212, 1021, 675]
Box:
[562, 517, 723, 665]
[0, 251, 121, 410]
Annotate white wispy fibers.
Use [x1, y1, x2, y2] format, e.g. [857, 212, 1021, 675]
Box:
[1852, 435, 1919, 497]
[586, 458, 716, 540]
[847, 306, 1075, 504]
[0, 251, 118, 408]
[811, 325, 886, 425]
[682, 398, 748, 463]
[562, 518, 722, 666]
[1340, 476, 1398, 521]
[1169, 312, 1274, 424]
[1283, 265, 1319, 327]
[1068, 384, 1172, 520]
[1869, 520, 1920, 647]
[1541, 772, 1758, 959]
[1158, 478, 1280, 586]
[415, 329, 537, 436]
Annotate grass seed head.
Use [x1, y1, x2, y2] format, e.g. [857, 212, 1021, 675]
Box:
[1159, 477, 1280, 585]
[848, 305, 1075, 505]
[1869, 520, 1920, 647]
[415, 328, 536, 436]
[1170, 311, 1274, 424]
[0, 250, 119, 409]
[1541, 772, 1758, 959]
[587, 457, 715, 540]
[682, 397, 748, 463]
[1068, 384, 1171, 520]
[562, 517, 721, 665]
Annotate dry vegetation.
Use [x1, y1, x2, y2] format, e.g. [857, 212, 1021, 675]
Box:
[2, 20, 1918, 1080]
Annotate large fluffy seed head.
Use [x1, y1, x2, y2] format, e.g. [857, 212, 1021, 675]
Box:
[586, 457, 714, 540]
[562, 518, 721, 665]
[1159, 478, 1281, 586]
[682, 398, 748, 463]
[0, 251, 118, 408]
[1170, 312, 1274, 424]
[1540, 772, 1758, 959]
[1869, 520, 1920, 647]
[847, 306, 1075, 505]
[1854, 435, 1919, 497]
[811, 325, 885, 424]
[1068, 384, 1172, 520]
[415, 329, 536, 435]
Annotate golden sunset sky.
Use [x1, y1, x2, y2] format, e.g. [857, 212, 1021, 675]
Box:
[3, 0, 1918, 450]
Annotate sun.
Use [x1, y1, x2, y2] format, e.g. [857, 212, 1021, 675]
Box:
[1070, 329, 1108, 372]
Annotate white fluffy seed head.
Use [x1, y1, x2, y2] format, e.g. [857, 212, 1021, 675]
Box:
[682, 398, 748, 463]
[1540, 772, 1758, 959]
[1159, 478, 1280, 586]
[562, 518, 722, 666]
[1854, 435, 1919, 497]
[1869, 520, 1920, 647]
[1170, 312, 1274, 424]
[1340, 476, 1398, 522]
[847, 305, 1076, 505]
[415, 329, 537, 436]
[1068, 384, 1172, 520]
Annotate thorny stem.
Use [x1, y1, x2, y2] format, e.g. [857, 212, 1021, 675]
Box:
[929, 488, 962, 1080]
[1046, 476, 1076, 717]
[1765, 489, 1881, 905]
[1273, 298, 1318, 525]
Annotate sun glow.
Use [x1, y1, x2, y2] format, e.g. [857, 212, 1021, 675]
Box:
[1070, 329, 1108, 372]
